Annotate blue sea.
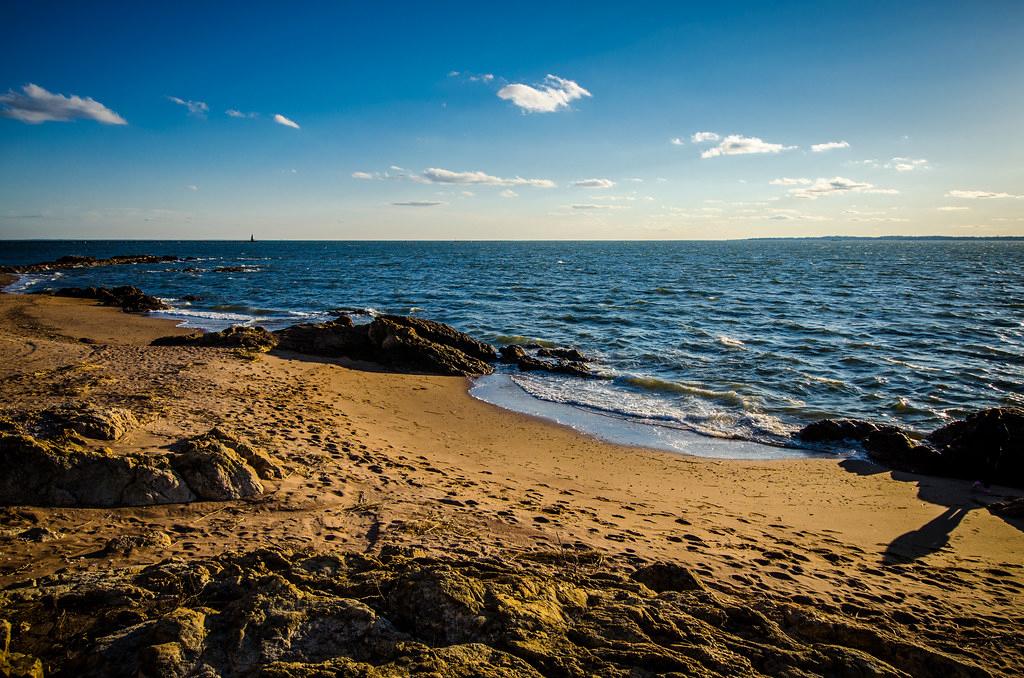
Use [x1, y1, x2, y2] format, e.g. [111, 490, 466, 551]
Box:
[3, 240, 1022, 458]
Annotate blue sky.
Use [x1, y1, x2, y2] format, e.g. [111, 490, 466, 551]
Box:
[1, 1, 1022, 239]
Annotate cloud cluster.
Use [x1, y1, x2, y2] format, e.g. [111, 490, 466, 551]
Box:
[781, 176, 899, 199]
[946, 189, 1022, 199]
[392, 201, 444, 207]
[700, 134, 796, 159]
[0, 83, 127, 125]
[353, 166, 556, 188]
[572, 178, 615, 188]
[691, 131, 719, 143]
[497, 75, 591, 113]
[226, 109, 258, 119]
[886, 157, 928, 172]
[167, 96, 208, 117]
[273, 113, 300, 129]
[811, 141, 849, 153]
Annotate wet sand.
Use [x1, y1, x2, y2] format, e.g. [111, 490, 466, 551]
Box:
[1, 290, 1022, 675]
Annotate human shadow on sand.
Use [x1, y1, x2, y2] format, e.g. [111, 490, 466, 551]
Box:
[839, 458, 1023, 564]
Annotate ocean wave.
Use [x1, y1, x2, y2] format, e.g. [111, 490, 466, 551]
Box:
[717, 335, 746, 349]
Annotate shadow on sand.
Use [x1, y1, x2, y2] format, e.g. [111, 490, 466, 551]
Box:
[839, 458, 1023, 564]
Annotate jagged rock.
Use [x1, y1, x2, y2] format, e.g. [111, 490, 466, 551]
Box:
[536, 347, 590, 362]
[16, 527, 59, 542]
[39, 404, 139, 440]
[0, 619, 44, 678]
[368, 318, 494, 376]
[213, 266, 246, 273]
[862, 430, 943, 474]
[0, 548, 995, 678]
[46, 286, 168, 313]
[0, 254, 177, 274]
[0, 433, 195, 507]
[180, 294, 202, 302]
[169, 431, 268, 501]
[797, 418, 900, 443]
[381, 315, 498, 362]
[277, 316, 494, 377]
[0, 427, 278, 507]
[152, 325, 278, 352]
[499, 344, 599, 379]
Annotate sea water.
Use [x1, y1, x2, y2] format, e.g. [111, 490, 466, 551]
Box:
[3, 239, 1021, 457]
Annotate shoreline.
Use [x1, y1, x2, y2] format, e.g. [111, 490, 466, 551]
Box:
[1, 290, 1023, 674]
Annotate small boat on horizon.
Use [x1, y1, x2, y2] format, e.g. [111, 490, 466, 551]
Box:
[250, 234, 255, 242]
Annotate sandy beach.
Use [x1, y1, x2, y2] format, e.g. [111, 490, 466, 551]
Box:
[1, 288, 1022, 676]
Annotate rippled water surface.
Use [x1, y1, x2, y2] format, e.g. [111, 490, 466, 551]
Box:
[4, 239, 1022, 445]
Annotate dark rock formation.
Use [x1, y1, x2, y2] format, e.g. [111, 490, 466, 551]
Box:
[0, 428, 279, 507]
[276, 315, 495, 376]
[0, 254, 177, 274]
[987, 497, 1024, 519]
[180, 294, 202, 302]
[536, 346, 590, 362]
[797, 418, 899, 443]
[213, 266, 246, 273]
[0, 548, 992, 677]
[798, 408, 1024, 488]
[500, 344, 599, 378]
[45, 286, 168, 313]
[152, 325, 278, 352]
[924, 407, 1023, 486]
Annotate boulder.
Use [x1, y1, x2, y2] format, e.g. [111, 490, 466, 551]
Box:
[274, 315, 371, 358]
[152, 325, 278, 352]
[925, 407, 1024, 487]
[631, 562, 706, 593]
[39, 404, 139, 441]
[169, 429, 276, 501]
[48, 286, 168, 313]
[987, 497, 1024, 519]
[536, 347, 590, 363]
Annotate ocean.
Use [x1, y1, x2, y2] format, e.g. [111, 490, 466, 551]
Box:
[3, 239, 1022, 458]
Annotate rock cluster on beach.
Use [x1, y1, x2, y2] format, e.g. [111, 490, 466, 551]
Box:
[499, 344, 599, 378]
[39, 286, 169, 313]
[0, 254, 178, 274]
[152, 325, 279, 352]
[0, 547, 990, 678]
[798, 407, 1024, 487]
[0, 408, 281, 507]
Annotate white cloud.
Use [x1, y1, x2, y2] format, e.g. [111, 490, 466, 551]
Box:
[186, 184, 199, 191]
[167, 96, 208, 117]
[273, 113, 300, 129]
[886, 157, 929, 172]
[946, 189, 1022, 199]
[0, 83, 126, 125]
[392, 201, 444, 207]
[351, 171, 375, 180]
[571, 204, 626, 210]
[691, 131, 720, 143]
[811, 140, 850, 153]
[500, 189, 518, 198]
[769, 177, 812, 186]
[787, 177, 900, 199]
[670, 137, 685, 146]
[226, 109, 258, 119]
[496, 74, 591, 113]
[701, 135, 796, 159]
[572, 178, 615, 189]
[937, 206, 969, 211]
[420, 167, 555, 188]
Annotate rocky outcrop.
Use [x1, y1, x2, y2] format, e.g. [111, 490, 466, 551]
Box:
[276, 315, 495, 376]
[151, 325, 278, 352]
[0, 548, 992, 677]
[987, 497, 1024, 519]
[43, 286, 168, 313]
[0, 434, 195, 507]
[797, 407, 1024, 488]
[0, 254, 177, 274]
[38, 404, 139, 441]
[499, 344, 599, 378]
[0, 428, 279, 507]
